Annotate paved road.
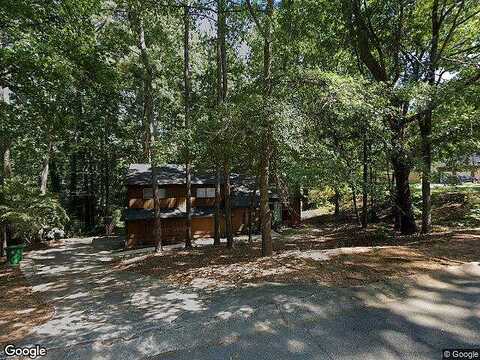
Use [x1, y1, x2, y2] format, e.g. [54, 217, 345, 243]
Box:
[5, 237, 480, 359]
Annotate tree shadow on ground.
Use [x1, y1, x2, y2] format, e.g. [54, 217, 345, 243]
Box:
[11, 236, 480, 360]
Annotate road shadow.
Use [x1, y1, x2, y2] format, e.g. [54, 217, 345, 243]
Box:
[9, 237, 480, 360]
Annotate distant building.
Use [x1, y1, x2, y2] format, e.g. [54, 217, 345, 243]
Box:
[437, 153, 480, 178]
[409, 153, 480, 182]
[124, 164, 301, 248]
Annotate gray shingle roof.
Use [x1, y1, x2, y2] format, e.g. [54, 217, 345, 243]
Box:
[127, 163, 256, 188]
[125, 164, 278, 220]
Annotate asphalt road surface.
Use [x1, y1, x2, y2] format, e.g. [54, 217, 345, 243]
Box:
[5, 237, 480, 360]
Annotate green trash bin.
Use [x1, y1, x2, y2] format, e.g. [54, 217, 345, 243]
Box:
[6, 244, 25, 266]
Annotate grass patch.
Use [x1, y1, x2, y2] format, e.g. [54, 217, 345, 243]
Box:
[411, 184, 480, 228]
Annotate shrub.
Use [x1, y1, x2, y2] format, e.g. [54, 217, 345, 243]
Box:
[0, 177, 69, 244]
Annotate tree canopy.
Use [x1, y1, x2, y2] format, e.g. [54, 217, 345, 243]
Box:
[1, 0, 479, 251]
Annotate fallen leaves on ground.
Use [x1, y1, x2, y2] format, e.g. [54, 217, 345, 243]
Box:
[0, 260, 54, 345]
[114, 223, 480, 290]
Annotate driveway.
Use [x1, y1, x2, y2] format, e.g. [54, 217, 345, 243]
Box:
[7, 237, 480, 359]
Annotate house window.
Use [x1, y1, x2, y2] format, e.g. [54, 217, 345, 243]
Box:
[196, 187, 215, 198]
[157, 188, 166, 198]
[143, 188, 153, 199]
[143, 188, 166, 199]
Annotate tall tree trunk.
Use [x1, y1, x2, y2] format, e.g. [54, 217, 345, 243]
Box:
[153, 165, 162, 252]
[128, 5, 154, 163]
[351, 184, 360, 224]
[392, 157, 416, 235]
[247, 0, 273, 256]
[104, 152, 113, 236]
[219, 0, 227, 98]
[214, 0, 228, 246]
[248, 181, 256, 244]
[143, 66, 154, 163]
[259, 147, 272, 256]
[361, 136, 368, 228]
[387, 160, 400, 230]
[419, 0, 439, 234]
[369, 165, 377, 221]
[184, 4, 192, 249]
[420, 112, 432, 233]
[129, 6, 159, 249]
[343, 0, 417, 235]
[333, 187, 340, 218]
[259, 0, 274, 257]
[214, 166, 221, 245]
[104, 151, 110, 218]
[390, 107, 417, 235]
[0, 143, 9, 256]
[224, 161, 233, 248]
[40, 140, 53, 195]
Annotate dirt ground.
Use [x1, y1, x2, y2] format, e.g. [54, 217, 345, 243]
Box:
[115, 217, 480, 290]
[0, 259, 54, 345]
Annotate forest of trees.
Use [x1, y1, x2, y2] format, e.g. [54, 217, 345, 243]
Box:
[1, 0, 479, 256]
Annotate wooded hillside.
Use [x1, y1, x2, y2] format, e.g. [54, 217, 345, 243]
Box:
[1, 0, 479, 255]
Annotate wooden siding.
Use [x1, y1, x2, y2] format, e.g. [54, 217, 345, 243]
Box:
[125, 182, 297, 249]
[126, 208, 257, 249]
[128, 184, 217, 210]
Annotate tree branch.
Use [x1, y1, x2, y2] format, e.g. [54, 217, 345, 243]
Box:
[436, 0, 467, 63]
[246, 0, 267, 38]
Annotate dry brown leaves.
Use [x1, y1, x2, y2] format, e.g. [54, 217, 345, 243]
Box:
[115, 227, 480, 290]
[0, 260, 54, 345]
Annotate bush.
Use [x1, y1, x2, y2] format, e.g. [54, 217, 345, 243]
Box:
[0, 177, 69, 244]
[308, 186, 340, 209]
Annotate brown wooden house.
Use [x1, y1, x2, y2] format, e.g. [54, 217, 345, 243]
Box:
[125, 164, 301, 248]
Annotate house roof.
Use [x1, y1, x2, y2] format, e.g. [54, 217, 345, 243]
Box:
[126, 164, 279, 210]
[127, 163, 256, 188]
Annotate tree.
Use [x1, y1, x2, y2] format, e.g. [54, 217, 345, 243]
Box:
[183, 3, 193, 249]
[342, 0, 418, 234]
[214, 0, 232, 247]
[342, 0, 480, 234]
[0, 177, 68, 244]
[246, 0, 274, 256]
[416, 0, 480, 233]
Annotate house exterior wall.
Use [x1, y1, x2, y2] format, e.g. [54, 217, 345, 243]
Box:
[128, 184, 221, 210]
[125, 175, 297, 248]
[126, 208, 254, 248]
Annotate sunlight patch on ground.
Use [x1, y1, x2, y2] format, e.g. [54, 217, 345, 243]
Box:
[166, 259, 296, 290]
[117, 227, 480, 290]
[362, 263, 480, 343]
[280, 246, 390, 261]
[287, 339, 307, 353]
[254, 321, 276, 334]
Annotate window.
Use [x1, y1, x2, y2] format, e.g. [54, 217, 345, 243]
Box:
[196, 187, 215, 198]
[143, 188, 166, 199]
[143, 188, 153, 199]
[157, 188, 166, 199]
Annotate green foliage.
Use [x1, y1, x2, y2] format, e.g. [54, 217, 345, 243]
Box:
[0, 178, 69, 243]
[1, 0, 479, 233]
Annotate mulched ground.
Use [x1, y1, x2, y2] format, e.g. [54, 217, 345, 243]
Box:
[114, 216, 480, 290]
[0, 258, 54, 345]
